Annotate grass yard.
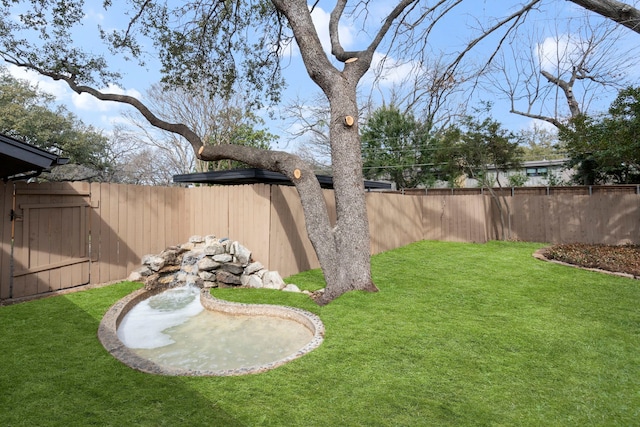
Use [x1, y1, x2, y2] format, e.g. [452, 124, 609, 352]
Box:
[0, 240, 638, 426]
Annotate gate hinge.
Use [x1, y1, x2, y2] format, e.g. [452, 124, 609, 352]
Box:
[9, 209, 22, 222]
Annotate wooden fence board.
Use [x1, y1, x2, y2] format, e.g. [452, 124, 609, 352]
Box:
[269, 185, 318, 278]
[247, 184, 272, 268]
[109, 184, 122, 279]
[0, 183, 12, 298]
[89, 183, 100, 284]
[367, 192, 423, 254]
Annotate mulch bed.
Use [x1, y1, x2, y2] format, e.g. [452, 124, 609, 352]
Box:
[542, 243, 640, 278]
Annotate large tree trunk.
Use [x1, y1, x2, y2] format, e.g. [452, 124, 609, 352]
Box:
[267, 0, 380, 304]
[315, 81, 378, 305]
[195, 140, 378, 305]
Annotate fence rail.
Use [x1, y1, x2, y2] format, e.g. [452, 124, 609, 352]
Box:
[1, 182, 638, 300]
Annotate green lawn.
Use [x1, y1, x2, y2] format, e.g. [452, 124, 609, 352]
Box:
[1, 240, 638, 426]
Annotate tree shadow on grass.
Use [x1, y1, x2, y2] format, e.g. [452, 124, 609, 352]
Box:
[0, 284, 245, 427]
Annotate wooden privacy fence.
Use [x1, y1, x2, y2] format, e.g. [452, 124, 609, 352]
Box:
[1, 181, 638, 300]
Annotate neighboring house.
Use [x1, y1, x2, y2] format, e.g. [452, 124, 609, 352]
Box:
[462, 159, 572, 188]
[174, 167, 393, 190]
[0, 133, 68, 181]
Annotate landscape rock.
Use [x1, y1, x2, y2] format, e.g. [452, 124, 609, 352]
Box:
[144, 255, 166, 272]
[199, 271, 216, 281]
[262, 271, 286, 290]
[216, 270, 242, 285]
[213, 254, 233, 263]
[204, 242, 225, 256]
[189, 235, 204, 243]
[158, 265, 181, 274]
[197, 257, 221, 271]
[182, 251, 203, 266]
[244, 262, 264, 275]
[231, 241, 252, 265]
[127, 271, 143, 282]
[181, 264, 198, 274]
[220, 262, 244, 275]
[282, 284, 301, 293]
[134, 265, 153, 277]
[241, 274, 263, 289]
[134, 235, 307, 297]
[180, 242, 195, 251]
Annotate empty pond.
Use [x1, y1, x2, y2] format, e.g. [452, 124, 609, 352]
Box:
[99, 286, 324, 376]
[117, 286, 313, 371]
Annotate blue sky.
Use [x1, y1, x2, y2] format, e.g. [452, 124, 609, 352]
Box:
[5, 0, 640, 152]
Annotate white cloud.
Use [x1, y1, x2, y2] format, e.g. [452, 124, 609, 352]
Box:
[6, 64, 71, 99]
[282, 6, 356, 59]
[523, 118, 558, 133]
[5, 62, 144, 131]
[6, 63, 142, 114]
[83, 9, 105, 23]
[364, 52, 422, 87]
[311, 6, 354, 54]
[536, 33, 585, 73]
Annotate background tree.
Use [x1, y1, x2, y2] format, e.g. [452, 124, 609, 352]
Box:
[486, 12, 637, 129]
[438, 113, 524, 239]
[122, 83, 276, 175]
[517, 124, 563, 161]
[559, 86, 640, 184]
[0, 67, 114, 180]
[361, 105, 436, 189]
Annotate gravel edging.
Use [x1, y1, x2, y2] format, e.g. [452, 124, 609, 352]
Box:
[532, 248, 639, 280]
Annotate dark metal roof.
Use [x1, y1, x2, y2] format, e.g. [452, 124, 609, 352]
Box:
[0, 133, 68, 180]
[173, 168, 392, 190]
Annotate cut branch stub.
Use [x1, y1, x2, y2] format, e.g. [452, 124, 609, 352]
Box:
[294, 169, 302, 179]
[344, 115, 355, 127]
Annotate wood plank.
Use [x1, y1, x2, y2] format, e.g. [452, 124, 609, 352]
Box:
[268, 185, 317, 277]
[116, 184, 128, 278]
[129, 185, 143, 271]
[89, 183, 100, 283]
[105, 183, 120, 281]
[0, 183, 13, 299]
[48, 202, 63, 290]
[125, 184, 139, 274]
[11, 275, 30, 299]
[151, 186, 163, 251]
[248, 184, 271, 265]
[14, 257, 90, 276]
[142, 185, 152, 255]
[102, 183, 117, 283]
[168, 186, 183, 246]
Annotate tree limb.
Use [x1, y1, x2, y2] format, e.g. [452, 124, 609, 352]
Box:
[569, 0, 640, 33]
[540, 70, 581, 117]
[271, 0, 338, 91]
[510, 108, 563, 128]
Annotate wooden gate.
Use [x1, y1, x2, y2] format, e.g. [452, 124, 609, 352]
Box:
[10, 182, 92, 299]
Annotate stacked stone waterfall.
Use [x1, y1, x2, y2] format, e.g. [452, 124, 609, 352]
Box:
[128, 235, 301, 293]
